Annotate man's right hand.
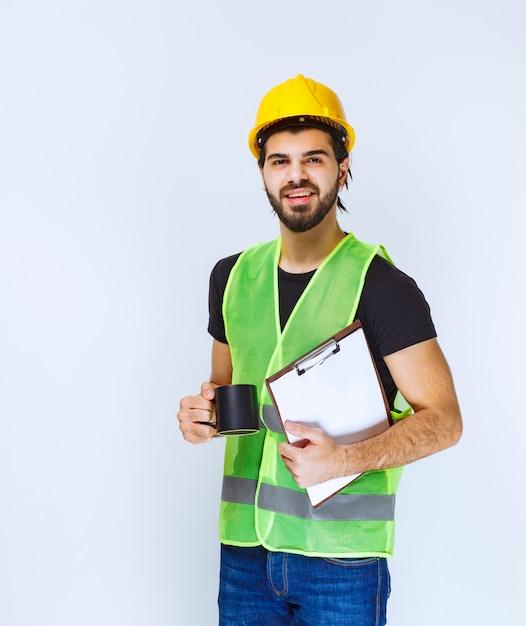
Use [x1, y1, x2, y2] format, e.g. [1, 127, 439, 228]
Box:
[177, 382, 219, 444]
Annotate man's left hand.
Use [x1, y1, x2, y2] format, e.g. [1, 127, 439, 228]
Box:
[277, 421, 347, 488]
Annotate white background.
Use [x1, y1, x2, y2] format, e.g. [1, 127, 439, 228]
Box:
[1, 1, 525, 624]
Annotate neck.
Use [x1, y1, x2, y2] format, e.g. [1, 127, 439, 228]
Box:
[278, 211, 346, 273]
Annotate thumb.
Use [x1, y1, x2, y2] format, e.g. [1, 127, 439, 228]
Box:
[284, 421, 320, 440]
[201, 381, 218, 401]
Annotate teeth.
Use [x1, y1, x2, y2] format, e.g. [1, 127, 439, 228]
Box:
[288, 192, 311, 198]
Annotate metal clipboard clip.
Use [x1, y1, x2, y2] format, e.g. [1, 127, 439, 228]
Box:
[294, 339, 340, 376]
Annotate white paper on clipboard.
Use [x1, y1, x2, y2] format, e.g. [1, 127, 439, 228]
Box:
[265, 320, 392, 508]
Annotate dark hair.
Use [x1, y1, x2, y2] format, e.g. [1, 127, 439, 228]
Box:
[330, 134, 352, 212]
[257, 126, 352, 212]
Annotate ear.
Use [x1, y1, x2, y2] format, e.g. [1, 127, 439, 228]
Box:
[338, 156, 350, 188]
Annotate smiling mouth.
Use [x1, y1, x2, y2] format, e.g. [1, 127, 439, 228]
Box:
[286, 191, 314, 199]
[282, 185, 319, 205]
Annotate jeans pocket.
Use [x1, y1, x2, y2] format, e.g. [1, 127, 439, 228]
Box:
[322, 556, 379, 567]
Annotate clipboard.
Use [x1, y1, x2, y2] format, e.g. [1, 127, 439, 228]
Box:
[265, 320, 392, 508]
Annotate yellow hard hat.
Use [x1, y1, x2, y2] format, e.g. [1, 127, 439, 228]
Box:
[248, 74, 355, 159]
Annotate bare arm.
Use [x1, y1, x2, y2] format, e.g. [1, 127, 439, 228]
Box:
[278, 338, 463, 488]
[210, 339, 233, 386]
[177, 339, 233, 445]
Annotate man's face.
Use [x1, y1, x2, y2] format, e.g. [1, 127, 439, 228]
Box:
[260, 128, 348, 233]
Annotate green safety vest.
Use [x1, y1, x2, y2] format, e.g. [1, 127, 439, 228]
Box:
[219, 233, 406, 558]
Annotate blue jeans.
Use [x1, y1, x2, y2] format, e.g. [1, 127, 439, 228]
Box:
[218, 545, 390, 625]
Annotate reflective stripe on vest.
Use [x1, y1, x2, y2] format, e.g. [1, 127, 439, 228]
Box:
[262, 404, 283, 433]
[222, 476, 395, 521]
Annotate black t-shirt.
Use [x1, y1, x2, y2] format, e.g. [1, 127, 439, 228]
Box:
[208, 253, 436, 408]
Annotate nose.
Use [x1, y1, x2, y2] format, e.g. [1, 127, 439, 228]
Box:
[287, 159, 308, 185]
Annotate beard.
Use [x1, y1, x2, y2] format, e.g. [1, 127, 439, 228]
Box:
[265, 176, 340, 233]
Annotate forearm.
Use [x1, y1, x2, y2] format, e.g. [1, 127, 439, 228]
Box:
[280, 404, 462, 489]
[341, 403, 463, 475]
[211, 338, 233, 386]
[344, 337, 463, 474]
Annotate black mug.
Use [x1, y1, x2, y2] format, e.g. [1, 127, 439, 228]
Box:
[215, 384, 259, 436]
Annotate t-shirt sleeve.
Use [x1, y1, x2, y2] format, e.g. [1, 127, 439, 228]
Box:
[207, 253, 241, 343]
[356, 256, 437, 357]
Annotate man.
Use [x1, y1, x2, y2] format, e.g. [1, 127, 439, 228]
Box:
[177, 74, 462, 625]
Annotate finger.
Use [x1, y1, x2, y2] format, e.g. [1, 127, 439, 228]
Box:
[180, 394, 212, 412]
[201, 381, 218, 401]
[277, 451, 302, 485]
[284, 421, 322, 441]
[278, 441, 301, 462]
[177, 404, 214, 425]
[180, 420, 217, 445]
